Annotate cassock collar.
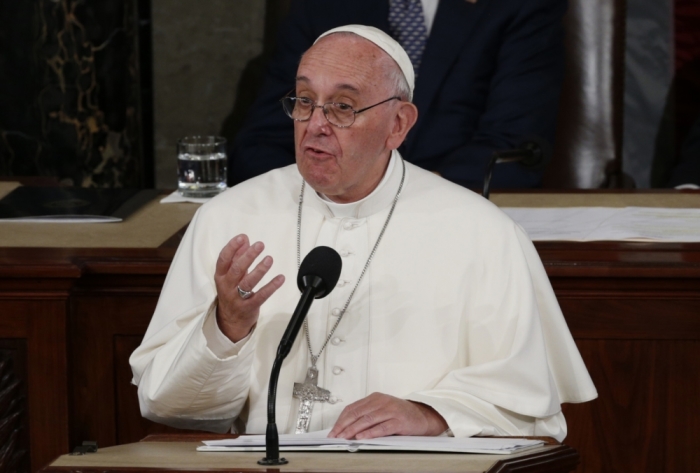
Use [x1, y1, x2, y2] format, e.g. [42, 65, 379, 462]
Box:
[303, 150, 405, 219]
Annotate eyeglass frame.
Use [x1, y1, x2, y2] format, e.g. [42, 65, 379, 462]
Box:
[280, 94, 402, 128]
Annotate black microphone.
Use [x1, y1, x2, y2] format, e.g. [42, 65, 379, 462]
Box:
[259, 246, 342, 466]
[482, 136, 552, 200]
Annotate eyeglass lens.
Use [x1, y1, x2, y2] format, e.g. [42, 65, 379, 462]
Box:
[283, 98, 355, 127]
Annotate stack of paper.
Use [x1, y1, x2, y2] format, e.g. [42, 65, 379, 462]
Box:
[197, 429, 544, 455]
[502, 207, 700, 242]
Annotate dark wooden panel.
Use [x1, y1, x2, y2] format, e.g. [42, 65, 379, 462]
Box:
[536, 240, 700, 267]
[559, 298, 700, 339]
[0, 299, 70, 473]
[0, 311, 27, 338]
[665, 341, 700, 472]
[562, 339, 700, 473]
[0, 340, 30, 473]
[69, 291, 189, 450]
[69, 294, 155, 449]
[25, 300, 70, 473]
[562, 340, 661, 473]
[551, 276, 700, 293]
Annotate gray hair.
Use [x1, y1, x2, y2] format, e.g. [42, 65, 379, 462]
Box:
[386, 60, 413, 102]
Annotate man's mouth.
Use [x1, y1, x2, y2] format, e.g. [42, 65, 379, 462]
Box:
[304, 145, 334, 159]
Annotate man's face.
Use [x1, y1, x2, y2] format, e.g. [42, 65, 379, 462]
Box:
[294, 35, 400, 203]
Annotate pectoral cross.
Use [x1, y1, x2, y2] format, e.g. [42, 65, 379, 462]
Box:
[292, 366, 330, 434]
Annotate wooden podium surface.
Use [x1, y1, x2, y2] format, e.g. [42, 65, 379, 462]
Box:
[0, 187, 698, 473]
[41, 436, 578, 473]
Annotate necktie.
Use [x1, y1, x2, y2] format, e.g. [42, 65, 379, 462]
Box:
[388, 0, 428, 75]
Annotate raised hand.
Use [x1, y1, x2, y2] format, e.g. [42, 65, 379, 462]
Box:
[214, 234, 285, 342]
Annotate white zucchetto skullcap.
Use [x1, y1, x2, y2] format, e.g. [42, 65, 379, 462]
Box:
[314, 25, 415, 98]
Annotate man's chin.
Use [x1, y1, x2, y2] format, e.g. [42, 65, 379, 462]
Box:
[299, 164, 338, 190]
[304, 177, 339, 196]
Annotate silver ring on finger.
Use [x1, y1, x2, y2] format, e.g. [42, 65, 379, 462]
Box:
[237, 285, 253, 300]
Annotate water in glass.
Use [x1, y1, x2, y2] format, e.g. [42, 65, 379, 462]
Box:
[177, 136, 227, 197]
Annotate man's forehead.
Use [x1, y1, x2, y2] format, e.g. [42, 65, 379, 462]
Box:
[296, 74, 361, 94]
[296, 35, 389, 92]
[304, 34, 390, 65]
[313, 31, 385, 52]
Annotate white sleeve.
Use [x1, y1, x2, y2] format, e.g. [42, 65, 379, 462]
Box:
[129, 207, 256, 433]
[201, 302, 254, 358]
[408, 393, 568, 441]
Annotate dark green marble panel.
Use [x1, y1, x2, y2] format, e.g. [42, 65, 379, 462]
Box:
[0, 0, 150, 188]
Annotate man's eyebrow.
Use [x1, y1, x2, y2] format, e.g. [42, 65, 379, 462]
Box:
[335, 83, 361, 94]
[294, 76, 360, 94]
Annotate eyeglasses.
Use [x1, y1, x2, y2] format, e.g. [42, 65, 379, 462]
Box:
[280, 95, 401, 128]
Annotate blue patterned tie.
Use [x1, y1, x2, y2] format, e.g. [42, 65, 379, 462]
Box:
[388, 0, 428, 75]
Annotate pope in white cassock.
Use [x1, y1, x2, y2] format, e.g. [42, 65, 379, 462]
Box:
[130, 25, 597, 442]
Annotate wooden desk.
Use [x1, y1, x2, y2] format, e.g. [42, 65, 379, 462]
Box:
[40, 436, 579, 473]
[0, 183, 199, 472]
[1, 189, 698, 472]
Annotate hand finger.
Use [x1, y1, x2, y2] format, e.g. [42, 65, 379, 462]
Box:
[240, 255, 274, 292]
[354, 419, 402, 440]
[333, 406, 392, 440]
[328, 396, 384, 438]
[248, 274, 285, 305]
[221, 274, 284, 332]
[227, 241, 264, 285]
[216, 234, 249, 276]
[231, 235, 251, 260]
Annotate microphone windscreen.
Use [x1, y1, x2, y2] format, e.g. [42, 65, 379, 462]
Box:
[297, 246, 342, 297]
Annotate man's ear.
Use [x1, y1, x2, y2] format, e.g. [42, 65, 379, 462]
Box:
[386, 101, 418, 150]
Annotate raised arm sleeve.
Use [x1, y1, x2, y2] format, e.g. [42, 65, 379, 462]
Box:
[129, 209, 257, 433]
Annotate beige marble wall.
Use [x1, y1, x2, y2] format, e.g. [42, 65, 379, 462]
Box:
[152, 0, 265, 189]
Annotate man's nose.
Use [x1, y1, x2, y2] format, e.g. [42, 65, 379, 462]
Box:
[307, 105, 331, 134]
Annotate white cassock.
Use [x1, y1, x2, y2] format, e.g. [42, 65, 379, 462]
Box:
[130, 151, 597, 441]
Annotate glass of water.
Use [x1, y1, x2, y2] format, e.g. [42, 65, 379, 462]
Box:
[177, 136, 227, 197]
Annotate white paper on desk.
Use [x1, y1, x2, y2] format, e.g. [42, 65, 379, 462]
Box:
[0, 215, 121, 223]
[160, 190, 223, 204]
[198, 429, 544, 455]
[502, 207, 700, 242]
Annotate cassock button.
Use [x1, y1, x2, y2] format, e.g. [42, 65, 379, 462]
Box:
[332, 366, 343, 375]
[329, 396, 338, 404]
[343, 222, 356, 230]
[337, 280, 346, 287]
[331, 337, 342, 346]
[340, 250, 351, 257]
[331, 308, 342, 317]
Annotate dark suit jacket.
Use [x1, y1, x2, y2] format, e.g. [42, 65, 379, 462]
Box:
[230, 0, 566, 189]
[667, 114, 700, 187]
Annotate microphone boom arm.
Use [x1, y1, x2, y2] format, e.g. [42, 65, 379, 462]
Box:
[260, 277, 323, 465]
[258, 246, 342, 466]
